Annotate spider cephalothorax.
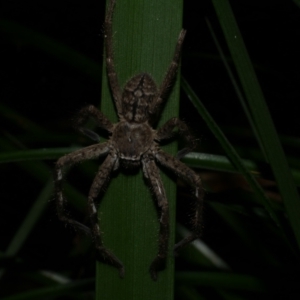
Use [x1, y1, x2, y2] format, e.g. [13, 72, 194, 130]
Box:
[55, 0, 203, 281]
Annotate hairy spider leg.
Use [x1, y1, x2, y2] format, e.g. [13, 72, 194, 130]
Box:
[87, 151, 125, 278]
[104, 0, 122, 116]
[156, 117, 196, 159]
[150, 29, 187, 115]
[155, 151, 204, 253]
[55, 143, 110, 234]
[74, 105, 114, 142]
[55, 142, 124, 276]
[142, 156, 170, 281]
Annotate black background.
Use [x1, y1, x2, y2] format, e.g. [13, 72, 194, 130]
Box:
[1, 0, 300, 298]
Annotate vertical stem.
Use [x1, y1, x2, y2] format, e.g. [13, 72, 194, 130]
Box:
[96, 0, 183, 298]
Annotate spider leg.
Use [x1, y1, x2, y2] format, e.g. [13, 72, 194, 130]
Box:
[142, 156, 169, 281]
[55, 143, 110, 233]
[156, 117, 196, 159]
[150, 29, 186, 114]
[74, 105, 114, 141]
[104, 0, 122, 115]
[155, 150, 204, 253]
[87, 152, 124, 278]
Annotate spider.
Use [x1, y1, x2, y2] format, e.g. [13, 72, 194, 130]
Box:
[54, 0, 203, 281]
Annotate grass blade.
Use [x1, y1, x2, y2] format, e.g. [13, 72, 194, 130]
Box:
[96, 0, 183, 298]
[212, 0, 300, 248]
[181, 77, 280, 226]
[0, 180, 52, 278]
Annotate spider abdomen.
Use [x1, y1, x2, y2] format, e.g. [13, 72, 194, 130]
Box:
[111, 121, 154, 163]
[122, 73, 158, 123]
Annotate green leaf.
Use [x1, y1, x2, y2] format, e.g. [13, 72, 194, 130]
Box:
[212, 0, 300, 249]
[176, 272, 266, 292]
[181, 78, 280, 226]
[0, 180, 52, 279]
[291, 0, 300, 8]
[95, 0, 183, 299]
[1, 278, 94, 300]
[0, 147, 79, 163]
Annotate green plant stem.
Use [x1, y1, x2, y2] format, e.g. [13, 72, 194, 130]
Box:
[96, 0, 183, 298]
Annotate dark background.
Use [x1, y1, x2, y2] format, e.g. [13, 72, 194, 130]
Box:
[1, 0, 300, 132]
[1, 0, 300, 299]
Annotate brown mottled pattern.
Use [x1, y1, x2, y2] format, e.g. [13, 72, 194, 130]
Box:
[122, 73, 157, 123]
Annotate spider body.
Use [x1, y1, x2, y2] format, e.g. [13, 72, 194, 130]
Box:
[112, 120, 154, 163]
[55, 0, 203, 281]
[122, 73, 157, 123]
